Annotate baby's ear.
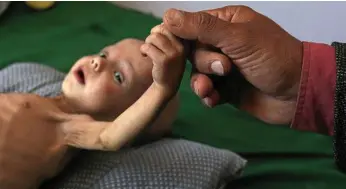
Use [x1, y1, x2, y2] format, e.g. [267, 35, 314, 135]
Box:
[146, 94, 180, 138]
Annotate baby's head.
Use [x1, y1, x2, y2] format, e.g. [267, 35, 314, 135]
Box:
[62, 38, 179, 133]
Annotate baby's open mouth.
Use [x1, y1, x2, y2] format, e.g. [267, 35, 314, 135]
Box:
[75, 68, 85, 85]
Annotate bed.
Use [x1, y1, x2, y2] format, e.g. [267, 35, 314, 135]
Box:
[0, 2, 345, 189]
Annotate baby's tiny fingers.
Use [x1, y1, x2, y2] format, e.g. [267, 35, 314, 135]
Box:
[140, 43, 165, 64]
[151, 24, 183, 51]
[151, 23, 175, 40]
[145, 33, 176, 55]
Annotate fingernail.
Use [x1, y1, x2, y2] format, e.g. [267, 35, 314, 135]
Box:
[202, 97, 212, 108]
[165, 9, 183, 27]
[194, 81, 200, 96]
[211, 61, 224, 75]
[191, 79, 200, 96]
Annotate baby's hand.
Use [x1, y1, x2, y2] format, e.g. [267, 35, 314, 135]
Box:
[140, 24, 186, 98]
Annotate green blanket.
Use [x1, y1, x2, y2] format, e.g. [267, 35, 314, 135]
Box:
[1, 2, 345, 188]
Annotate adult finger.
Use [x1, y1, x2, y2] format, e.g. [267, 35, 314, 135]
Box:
[192, 42, 232, 76]
[190, 72, 213, 99]
[202, 5, 256, 23]
[190, 71, 223, 104]
[190, 72, 222, 107]
[202, 90, 220, 108]
[163, 8, 231, 48]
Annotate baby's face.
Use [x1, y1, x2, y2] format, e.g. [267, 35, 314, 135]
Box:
[62, 38, 154, 120]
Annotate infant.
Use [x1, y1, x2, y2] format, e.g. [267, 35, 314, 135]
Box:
[0, 24, 185, 189]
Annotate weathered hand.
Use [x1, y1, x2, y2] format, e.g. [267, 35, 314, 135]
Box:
[163, 6, 303, 124]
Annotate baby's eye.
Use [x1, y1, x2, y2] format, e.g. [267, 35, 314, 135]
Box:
[99, 52, 107, 58]
[114, 72, 123, 84]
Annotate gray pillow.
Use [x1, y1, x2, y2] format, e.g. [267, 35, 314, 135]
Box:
[1, 63, 247, 189]
[41, 138, 246, 189]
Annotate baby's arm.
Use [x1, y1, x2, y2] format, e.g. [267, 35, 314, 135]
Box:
[62, 25, 185, 151]
[130, 94, 179, 146]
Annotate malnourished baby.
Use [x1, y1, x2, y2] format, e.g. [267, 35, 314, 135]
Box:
[0, 24, 185, 189]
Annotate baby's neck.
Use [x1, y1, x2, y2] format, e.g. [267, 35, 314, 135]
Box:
[51, 95, 114, 121]
[51, 95, 83, 115]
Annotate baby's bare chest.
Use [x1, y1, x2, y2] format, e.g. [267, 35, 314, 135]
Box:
[0, 94, 71, 189]
[0, 94, 63, 132]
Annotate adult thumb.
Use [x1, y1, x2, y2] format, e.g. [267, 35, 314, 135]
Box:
[163, 8, 230, 48]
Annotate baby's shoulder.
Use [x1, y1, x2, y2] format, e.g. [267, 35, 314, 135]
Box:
[0, 93, 48, 108]
[0, 93, 56, 127]
[0, 93, 61, 120]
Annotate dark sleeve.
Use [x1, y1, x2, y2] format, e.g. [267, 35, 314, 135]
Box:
[332, 42, 346, 172]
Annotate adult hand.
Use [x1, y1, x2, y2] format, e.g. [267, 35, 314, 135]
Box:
[163, 6, 303, 124]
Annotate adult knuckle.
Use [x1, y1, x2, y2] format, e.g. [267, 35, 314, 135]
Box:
[234, 5, 257, 20]
[238, 5, 253, 12]
[230, 5, 252, 14]
[194, 12, 217, 33]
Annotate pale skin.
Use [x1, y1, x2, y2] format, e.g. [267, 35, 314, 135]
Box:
[0, 24, 184, 189]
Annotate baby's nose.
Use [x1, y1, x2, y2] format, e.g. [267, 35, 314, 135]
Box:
[91, 57, 106, 72]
